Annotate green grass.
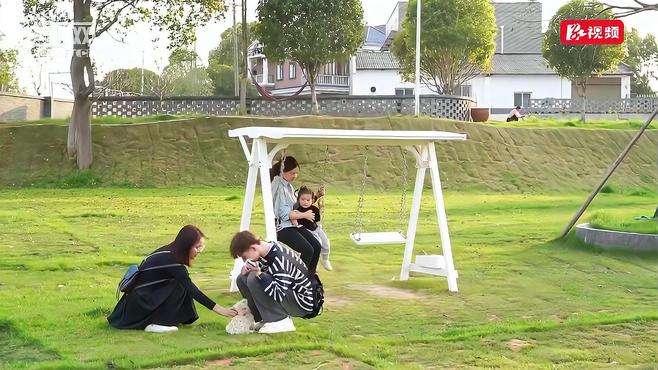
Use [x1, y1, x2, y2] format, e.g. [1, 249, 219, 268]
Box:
[588, 211, 658, 234]
[488, 115, 656, 130]
[0, 114, 205, 126]
[0, 188, 656, 368]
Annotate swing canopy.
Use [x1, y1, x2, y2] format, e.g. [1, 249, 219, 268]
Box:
[228, 126, 467, 293]
[229, 126, 466, 146]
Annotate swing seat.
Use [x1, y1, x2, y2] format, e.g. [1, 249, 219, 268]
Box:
[350, 232, 407, 245]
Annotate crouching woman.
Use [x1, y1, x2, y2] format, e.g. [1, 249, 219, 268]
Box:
[108, 225, 236, 332]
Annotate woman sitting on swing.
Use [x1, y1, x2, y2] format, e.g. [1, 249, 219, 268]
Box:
[270, 156, 323, 273]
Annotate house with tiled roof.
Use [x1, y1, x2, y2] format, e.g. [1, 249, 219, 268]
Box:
[248, 1, 632, 112]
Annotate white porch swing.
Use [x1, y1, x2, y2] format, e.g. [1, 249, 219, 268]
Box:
[349, 146, 411, 245]
[227, 126, 467, 293]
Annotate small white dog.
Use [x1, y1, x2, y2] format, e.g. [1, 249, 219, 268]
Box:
[225, 299, 255, 335]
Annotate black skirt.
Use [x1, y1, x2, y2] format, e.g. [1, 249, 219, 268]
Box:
[107, 280, 199, 330]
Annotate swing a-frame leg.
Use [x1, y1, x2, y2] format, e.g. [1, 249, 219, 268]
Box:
[399, 143, 458, 292]
[229, 138, 288, 292]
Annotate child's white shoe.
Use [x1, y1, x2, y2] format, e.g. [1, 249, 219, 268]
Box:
[258, 317, 296, 334]
[321, 257, 333, 271]
[144, 324, 178, 333]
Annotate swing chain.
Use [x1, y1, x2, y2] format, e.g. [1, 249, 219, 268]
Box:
[318, 145, 330, 218]
[398, 147, 409, 236]
[353, 146, 369, 240]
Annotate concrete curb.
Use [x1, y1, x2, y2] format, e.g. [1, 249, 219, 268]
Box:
[575, 223, 658, 252]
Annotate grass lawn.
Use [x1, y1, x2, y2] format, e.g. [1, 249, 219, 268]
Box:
[0, 188, 656, 368]
[588, 211, 658, 235]
[487, 115, 656, 130]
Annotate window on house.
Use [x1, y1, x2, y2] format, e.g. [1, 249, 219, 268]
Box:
[276, 64, 284, 80]
[514, 92, 531, 107]
[289, 64, 296, 79]
[395, 88, 414, 96]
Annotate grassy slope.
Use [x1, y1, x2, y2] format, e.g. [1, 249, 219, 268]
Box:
[0, 188, 656, 368]
[1, 116, 656, 193]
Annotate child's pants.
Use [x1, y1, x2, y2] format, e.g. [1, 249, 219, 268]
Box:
[308, 225, 330, 259]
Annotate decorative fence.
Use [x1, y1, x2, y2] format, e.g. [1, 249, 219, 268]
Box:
[527, 97, 657, 114]
[91, 95, 475, 121]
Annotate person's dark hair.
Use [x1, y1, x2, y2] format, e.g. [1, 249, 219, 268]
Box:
[166, 225, 205, 266]
[230, 230, 261, 258]
[515, 105, 521, 110]
[297, 185, 313, 202]
[270, 156, 299, 181]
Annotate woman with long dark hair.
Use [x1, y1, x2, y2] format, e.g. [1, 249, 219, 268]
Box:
[108, 225, 236, 332]
[270, 156, 323, 273]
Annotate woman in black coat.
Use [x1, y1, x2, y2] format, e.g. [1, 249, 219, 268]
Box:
[108, 225, 236, 332]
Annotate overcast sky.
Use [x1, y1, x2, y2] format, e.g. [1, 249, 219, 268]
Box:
[0, 0, 656, 97]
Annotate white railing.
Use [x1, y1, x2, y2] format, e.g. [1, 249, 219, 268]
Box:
[527, 97, 657, 114]
[253, 74, 275, 85]
[317, 74, 349, 86]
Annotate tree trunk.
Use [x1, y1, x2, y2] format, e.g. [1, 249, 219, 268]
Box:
[310, 83, 318, 114]
[68, 0, 95, 169]
[579, 79, 587, 122]
[239, 0, 248, 115]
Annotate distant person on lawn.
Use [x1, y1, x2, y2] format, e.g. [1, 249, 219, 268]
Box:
[108, 225, 237, 333]
[506, 105, 524, 122]
[230, 230, 317, 334]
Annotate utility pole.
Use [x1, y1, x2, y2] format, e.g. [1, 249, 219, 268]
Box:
[239, 0, 248, 114]
[141, 49, 145, 95]
[414, 0, 422, 116]
[233, 0, 239, 97]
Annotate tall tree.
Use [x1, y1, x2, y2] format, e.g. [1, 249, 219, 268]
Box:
[0, 39, 20, 93]
[207, 23, 257, 97]
[208, 23, 255, 66]
[391, 0, 496, 95]
[100, 68, 159, 95]
[543, 0, 626, 121]
[23, 0, 225, 169]
[160, 49, 213, 96]
[624, 28, 657, 96]
[255, 0, 364, 113]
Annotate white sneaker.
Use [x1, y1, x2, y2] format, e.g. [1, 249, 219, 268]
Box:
[144, 324, 178, 333]
[322, 258, 333, 271]
[257, 317, 296, 334]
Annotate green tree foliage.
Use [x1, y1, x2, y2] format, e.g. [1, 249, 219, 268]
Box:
[209, 23, 255, 66]
[0, 47, 20, 93]
[207, 23, 258, 97]
[255, 0, 364, 112]
[391, 0, 496, 95]
[100, 68, 159, 95]
[159, 49, 212, 97]
[543, 0, 626, 120]
[624, 28, 657, 96]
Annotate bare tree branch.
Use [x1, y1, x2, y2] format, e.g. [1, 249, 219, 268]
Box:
[602, 1, 657, 17]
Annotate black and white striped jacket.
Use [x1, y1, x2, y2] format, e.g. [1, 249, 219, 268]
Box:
[256, 242, 314, 312]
